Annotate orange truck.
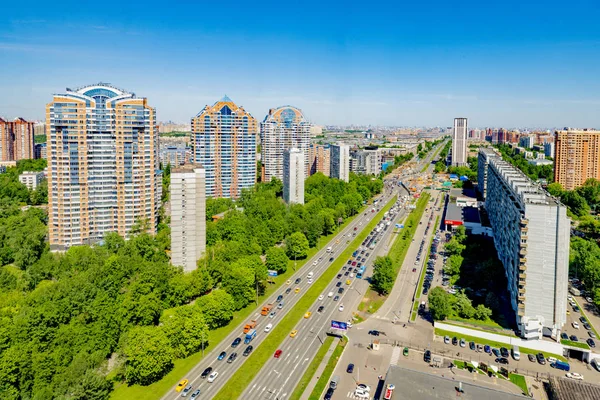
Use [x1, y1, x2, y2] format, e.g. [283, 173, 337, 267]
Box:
[260, 304, 273, 316]
[243, 320, 257, 333]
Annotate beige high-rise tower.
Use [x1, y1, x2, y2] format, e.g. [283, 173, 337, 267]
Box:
[47, 83, 162, 251]
[554, 129, 600, 190]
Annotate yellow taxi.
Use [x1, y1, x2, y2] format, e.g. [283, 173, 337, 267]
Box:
[290, 330, 298, 338]
[346, 279, 351, 285]
[295, 287, 300, 293]
[304, 312, 312, 319]
[286, 279, 291, 285]
[336, 239, 340, 244]
[175, 379, 189, 392]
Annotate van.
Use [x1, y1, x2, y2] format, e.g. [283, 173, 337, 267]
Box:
[512, 346, 520, 361]
[307, 271, 314, 279]
[330, 375, 340, 389]
[551, 360, 570, 371]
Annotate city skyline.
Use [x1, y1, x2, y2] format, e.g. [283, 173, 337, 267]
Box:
[1, 1, 599, 127]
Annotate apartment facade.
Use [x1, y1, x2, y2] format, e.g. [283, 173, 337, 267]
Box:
[350, 147, 382, 175]
[451, 118, 468, 166]
[330, 144, 350, 182]
[19, 171, 45, 190]
[47, 83, 162, 251]
[170, 165, 206, 272]
[477, 148, 498, 200]
[192, 96, 257, 199]
[283, 148, 305, 204]
[0, 117, 35, 161]
[260, 106, 311, 183]
[308, 143, 330, 176]
[543, 142, 555, 158]
[484, 157, 569, 338]
[519, 135, 535, 149]
[554, 129, 600, 190]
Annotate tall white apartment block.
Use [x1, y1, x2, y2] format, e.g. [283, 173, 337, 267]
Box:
[19, 171, 44, 190]
[170, 165, 206, 272]
[330, 144, 350, 182]
[451, 118, 468, 166]
[477, 148, 498, 200]
[484, 156, 569, 338]
[519, 135, 535, 149]
[283, 148, 305, 204]
[260, 106, 311, 183]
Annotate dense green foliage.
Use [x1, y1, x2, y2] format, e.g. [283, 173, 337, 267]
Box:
[383, 153, 414, 175]
[371, 256, 395, 295]
[447, 156, 478, 181]
[434, 141, 452, 173]
[496, 144, 553, 182]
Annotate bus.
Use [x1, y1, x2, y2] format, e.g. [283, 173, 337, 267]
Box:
[357, 265, 367, 279]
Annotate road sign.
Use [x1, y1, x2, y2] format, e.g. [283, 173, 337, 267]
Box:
[268, 270, 278, 277]
[331, 320, 348, 331]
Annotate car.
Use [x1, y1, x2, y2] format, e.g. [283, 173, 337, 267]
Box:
[264, 323, 273, 332]
[444, 336, 450, 344]
[586, 297, 594, 303]
[269, 310, 277, 318]
[324, 388, 334, 400]
[573, 321, 580, 329]
[227, 352, 237, 363]
[492, 348, 501, 357]
[452, 337, 458, 346]
[587, 338, 596, 348]
[304, 312, 312, 319]
[584, 322, 592, 330]
[356, 384, 371, 393]
[243, 345, 253, 356]
[339, 305, 344, 312]
[458, 338, 466, 348]
[295, 278, 301, 284]
[344, 271, 350, 276]
[469, 341, 475, 350]
[329, 257, 334, 262]
[286, 279, 291, 285]
[561, 332, 569, 340]
[424, 350, 432, 362]
[589, 331, 597, 339]
[217, 351, 226, 361]
[318, 305, 325, 312]
[276, 295, 283, 303]
[318, 294, 324, 301]
[536, 353, 546, 365]
[274, 349, 283, 358]
[347, 260, 353, 265]
[181, 385, 193, 396]
[333, 295, 340, 301]
[500, 347, 509, 358]
[573, 305, 580, 312]
[528, 354, 536, 362]
[495, 357, 509, 365]
[570, 335, 579, 342]
[231, 337, 241, 348]
[346, 279, 352, 285]
[190, 389, 201, 399]
[295, 287, 300, 293]
[347, 363, 355, 373]
[412, 268, 417, 272]
[579, 316, 587, 323]
[285, 287, 292, 294]
[368, 330, 380, 336]
[484, 345, 491, 354]
[175, 379, 189, 392]
[338, 288, 344, 294]
[336, 274, 342, 279]
[207, 371, 218, 383]
[566, 372, 584, 380]
[290, 330, 298, 338]
[403, 347, 409, 356]
[201, 367, 213, 378]
[336, 281, 342, 287]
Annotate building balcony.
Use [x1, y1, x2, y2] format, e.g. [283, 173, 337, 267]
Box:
[519, 248, 527, 256]
[519, 263, 526, 272]
[520, 220, 528, 227]
[518, 293, 526, 301]
[519, 272, 526, 280]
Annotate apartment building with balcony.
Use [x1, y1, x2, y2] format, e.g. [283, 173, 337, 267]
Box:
[47, 83, 162, 251]
[554, 129, 600, 190]
[484, 157, 569, 338]
[330, 144, 350, 182]
[283, 148, 304, 204]
[192, 96, 257, 198]
[0, 117, 35, 161]
[477, 147, 499, 200]
[451, 117, 468, 166]
[19, 171, 45, 190]
[350, 146, 382, 175]
[308, 143, 330, 176]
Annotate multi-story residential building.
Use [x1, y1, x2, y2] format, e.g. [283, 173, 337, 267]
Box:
[47, 83, 162, 251]
[170, 165, 206, 272]
[350, 147, 382, 175]
[159, 146, 187, 167]
[34, 143, 47, 159]
[484, 156, 569, 338]
[192, 96, 257, 198]
[308, 143, 330, 176]
[330, 144, 350, 182]
[451, 118, 467, 166]
[519, 135, 535, 149]
[543, 142, 555, 158]
[554, 129, 600, 190]
[283, 148, 305, 204]
[19, 171, 44, 190]
[0, 117, 35, 161]
[477, 148, 499, 200]
[260, 106, 311, 183]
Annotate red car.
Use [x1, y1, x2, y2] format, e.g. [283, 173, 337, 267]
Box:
[352, 261, 357, 266]
[274, 349, 282, 358]
[412, 268, 417, 272]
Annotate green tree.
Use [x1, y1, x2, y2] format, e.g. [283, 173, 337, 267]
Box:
[474, 304, 493, 320]
[221, 265, 256, 310]
[195, 289, 235, 329]
[444, 238, 465, 257]
[371, 256, 395, 295]
[265, 247, 289, 273]
[444, 255, 463, 276]
[428, 287, 454, 320]
[561, 190, 590, 217]
[454, 291, 475, 318]
[160, 306, 208, 358]
[122, 326, 174, 385]
[285, 232, 309, 260]
[546, 182, 563, 197]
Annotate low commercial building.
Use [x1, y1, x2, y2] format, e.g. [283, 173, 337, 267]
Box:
[19, 171, 44, 190]
[547, 375, 600, 400]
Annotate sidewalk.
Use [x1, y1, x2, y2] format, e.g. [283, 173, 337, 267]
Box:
[300, 337, 338, 400]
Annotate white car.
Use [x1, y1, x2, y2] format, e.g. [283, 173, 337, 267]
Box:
[307, 279, 313, 284]
[354, 391, 369, 399]
[459, 338, 466, 348]
[264, 323, 273, 332]
[573, 321, 580, 329]
[207, 371, 218, 383]
[356, 384, 371, 392]
[566, 372, 584, 380]
[339, 305, 344, 312]
[313, 261, 318, 266]
[586, 297, 594, 303]
[318, 295, 324, 301]
[444, 336, 450, 344]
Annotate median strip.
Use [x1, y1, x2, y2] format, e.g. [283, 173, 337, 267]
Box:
[307, 337, 347, 400]
[212, 196, 398, 399]
[411, 212, 438, 321]
[288, 336, 334, 400]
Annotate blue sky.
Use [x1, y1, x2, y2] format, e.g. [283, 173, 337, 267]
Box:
[1, 0, 599, 127]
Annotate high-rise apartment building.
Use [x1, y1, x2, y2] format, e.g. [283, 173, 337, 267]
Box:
[519, 135, 535, 149]
[543, 142, 555, 158]
[283, 148, 305, 204]
[170, 165, 206, 272]
[484, 156, 569, 338]
[260, 106, 311, 183]
[330, 144, 350, 182]
[554, 129, 600, 190]
[451, 118, 467, 167]
[192, 96, 257, 198]
[308, 143, 330, 176]
[350, 147, 382, 175]
[0, 117, 35, 161]
[19, 171, 45, 190]
[477, 148, 499, 200]
[47, 83, 162, 251]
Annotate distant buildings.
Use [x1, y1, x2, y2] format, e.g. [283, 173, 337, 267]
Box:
[483, 155, 569, 338]
[554, 129, 600, 190]
[19, 171, 44, 189]
[283, 148, 305, 204]
[260, 106, 311, 183]
[350, 147, 382, 175]
[47, 83, 162, 251]
[0, 117, 35, 161]
[543, 142, 555, 158]
[34, 143, 47, 159]
[170, 165, 206, 272]
[308, 143, 330, 176]
[192, 96, 257, 199]
[330, 144, 350, 182]
[519, 135, 535, 149]
[451, 118, 467, 167]
[160, 146, 187, 167]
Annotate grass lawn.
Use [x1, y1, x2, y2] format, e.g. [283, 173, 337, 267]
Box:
[110, 201, 371, 400]
[445, 318, 510, 333]
[433, 328, 567, 362]
[308, 338, 347, 400]
[211, 198, 397, 400]
[288, 336, 334, 400]
[561, 339, 590, 350]
[358, 287, 386, 315]
[509, 373, 529, 396]
[453, 360, 466, 369]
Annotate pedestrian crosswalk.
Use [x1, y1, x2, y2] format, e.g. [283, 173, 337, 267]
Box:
[390, 346, 401, 366]
[346, 391, 369, 399]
